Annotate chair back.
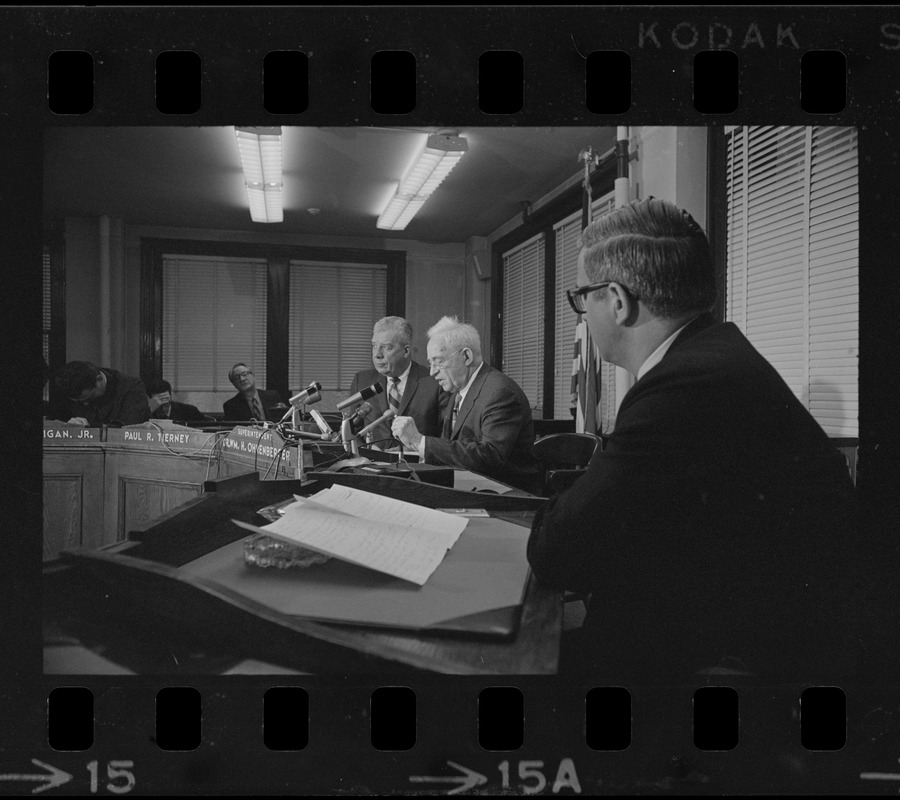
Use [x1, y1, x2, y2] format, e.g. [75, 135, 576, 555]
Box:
[532, 432, 602, 495]
[533, 432, 602, 468]
[830, 437, 858, 486]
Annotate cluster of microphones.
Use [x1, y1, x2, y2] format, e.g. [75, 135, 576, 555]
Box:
[275, 380, 396, 454]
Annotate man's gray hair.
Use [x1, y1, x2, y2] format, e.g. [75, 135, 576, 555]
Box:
[372, 316, 413, 345]
[427, 316, 482, 359]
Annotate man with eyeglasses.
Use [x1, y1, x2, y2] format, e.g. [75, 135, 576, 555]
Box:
[391, 315, 541, 494]
[222, 363, 282, 422]
[349, 316, 448, 448]
[54, 360, 150, 427]
[526, 197, 858, 683]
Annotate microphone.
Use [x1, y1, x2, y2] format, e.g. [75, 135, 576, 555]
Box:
[278, 382, 323, 424]
[331, 401, 371, 441]
[281, 427, 333, 441]
[336, 382, 384, 412]
[289, 381, 322, 406]
[340, 416, 360, 456]
[355, 407, 396, 440]
[308, 409, 334, 436]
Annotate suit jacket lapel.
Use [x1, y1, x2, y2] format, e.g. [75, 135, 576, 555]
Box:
[398, 362, 419, 416]
[451, 365, 489, 439]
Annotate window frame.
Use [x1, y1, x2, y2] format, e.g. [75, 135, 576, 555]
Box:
[141, 238, 406, 398]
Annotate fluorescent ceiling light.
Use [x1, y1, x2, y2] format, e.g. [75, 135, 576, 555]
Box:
[235, 126, 283, 223]
[377, 133, 468, 231]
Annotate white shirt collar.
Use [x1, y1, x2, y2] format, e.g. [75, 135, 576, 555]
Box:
[636, 317, 697, 380]
[457, 361, 484, 404]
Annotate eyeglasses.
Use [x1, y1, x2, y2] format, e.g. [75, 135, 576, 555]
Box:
[426, 349, 463, 370]
[566, 282, 612, 315]
[233, 371, 253, 379]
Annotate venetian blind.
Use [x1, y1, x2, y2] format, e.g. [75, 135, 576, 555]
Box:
[162, 254, 268, 392]
[502, 233, 544, 412]
[288, 261, 387, 392]
[552, 193, 617, 421]
[726, 126, 858, 436]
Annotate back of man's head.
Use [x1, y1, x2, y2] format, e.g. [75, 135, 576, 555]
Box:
[581, 197, 717, 319]
[146, 379, 172, 397]
[55, 361, 101, 398]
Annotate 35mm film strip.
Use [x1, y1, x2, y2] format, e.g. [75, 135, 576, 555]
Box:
[2, 5, 898, 796]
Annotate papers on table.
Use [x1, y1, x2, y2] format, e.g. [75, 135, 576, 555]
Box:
[232, 485, 469, 586]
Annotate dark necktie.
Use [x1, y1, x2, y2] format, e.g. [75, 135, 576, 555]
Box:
[251, 397, 262, 420]
[450, 393, 462, 431]
[388, 377, 401, 414]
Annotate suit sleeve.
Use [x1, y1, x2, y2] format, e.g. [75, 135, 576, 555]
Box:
[116, 378, 151, 425]
[424, 382, 526, 476]
[525, 370, 713, 594]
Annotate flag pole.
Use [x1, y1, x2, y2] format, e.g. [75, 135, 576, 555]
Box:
[573, 146, 601, 435]
[613, 127, 635, 413]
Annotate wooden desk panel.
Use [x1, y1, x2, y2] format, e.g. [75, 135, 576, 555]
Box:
[42, 447, 105, 560]
[103, 447, 213, 542]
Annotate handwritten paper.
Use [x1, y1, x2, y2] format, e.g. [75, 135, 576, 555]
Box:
[294, 484, 466, 549]
[233, 485, 470, 585]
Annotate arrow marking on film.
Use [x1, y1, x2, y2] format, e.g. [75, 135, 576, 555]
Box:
[409, 760, 488, 795]
[0, 759, 73, 794]
[861, 757, 900, 787]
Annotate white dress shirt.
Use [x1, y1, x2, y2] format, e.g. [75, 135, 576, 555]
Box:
[388, 361, 412, 402]
[636, 317, 699, 381]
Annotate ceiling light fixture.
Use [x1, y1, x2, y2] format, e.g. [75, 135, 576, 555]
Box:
[234, 126, 283, 223]
[377, 132, 468, 231]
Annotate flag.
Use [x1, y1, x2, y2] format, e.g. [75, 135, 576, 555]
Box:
[572, 319, 602, 434]
[571, 148, 603, 435]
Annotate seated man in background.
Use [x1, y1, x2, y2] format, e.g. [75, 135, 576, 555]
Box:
[391, 315, 541, 494]
[222, 363, 282, 422]
[349, 316, 448, 448]
[526, 197, 859, 682]
[146, 378, 209, 423]
[54, 360, 150, 426]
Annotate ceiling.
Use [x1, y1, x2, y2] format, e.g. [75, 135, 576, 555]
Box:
[42, 125, 616, 244]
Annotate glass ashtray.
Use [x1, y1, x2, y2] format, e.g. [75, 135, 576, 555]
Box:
[242, 534, 331, 570]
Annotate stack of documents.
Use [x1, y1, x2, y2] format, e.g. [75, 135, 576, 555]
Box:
[233, 484, 468, 586]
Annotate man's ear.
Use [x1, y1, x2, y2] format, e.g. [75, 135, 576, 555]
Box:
[610, 283, 638, 327]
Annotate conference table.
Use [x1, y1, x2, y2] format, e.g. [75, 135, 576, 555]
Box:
[43, 423, 562, 676]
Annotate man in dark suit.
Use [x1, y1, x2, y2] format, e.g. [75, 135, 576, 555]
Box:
[146, 379, 210, 423]
[54, 360, 150, 426]
[222, 362, 283, 422]
[349, 316, 448, 447]
[526, 197, 859, 683]
[392, 316, 541, 494]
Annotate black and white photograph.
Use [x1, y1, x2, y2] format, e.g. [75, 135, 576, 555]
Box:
[3, 5, 898, 796]
[40, 122, 865, 682]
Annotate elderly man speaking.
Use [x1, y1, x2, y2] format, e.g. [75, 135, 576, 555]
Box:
[391, 315, 541, 494]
